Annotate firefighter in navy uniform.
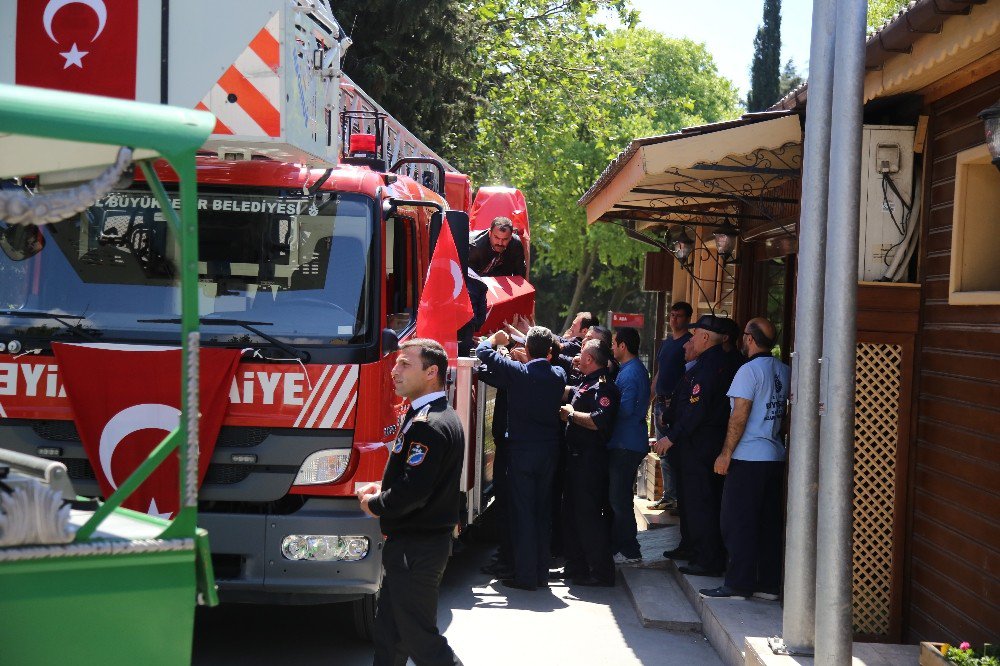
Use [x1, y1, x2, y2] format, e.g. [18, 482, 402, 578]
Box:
[557, 339, 620, 586]
[653, 315, 740, 577]
[358, 338, 464, 666]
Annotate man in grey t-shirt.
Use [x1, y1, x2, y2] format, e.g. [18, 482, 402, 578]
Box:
[699, 317, 790, 601]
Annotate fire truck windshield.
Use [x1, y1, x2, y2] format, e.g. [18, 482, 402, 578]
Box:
[0, 189, 374, 348]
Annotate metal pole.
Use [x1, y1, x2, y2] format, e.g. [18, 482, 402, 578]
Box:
[773, 0, 836, 655]
[816, 0, 868, 663]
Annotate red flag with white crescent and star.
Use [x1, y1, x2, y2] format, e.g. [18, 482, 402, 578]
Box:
[416, 221, 474, 365]
[51, 343, 241, 518]
[15, 0, 139, 99]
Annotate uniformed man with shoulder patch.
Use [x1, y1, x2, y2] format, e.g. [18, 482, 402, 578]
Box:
[557, 339, 620, 586]
[357, 338, 464, 666]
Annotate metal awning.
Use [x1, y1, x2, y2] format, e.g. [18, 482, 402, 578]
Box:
[580, 112, 803, 231]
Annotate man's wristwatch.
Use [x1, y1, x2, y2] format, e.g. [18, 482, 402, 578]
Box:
[568, 411, 576, 425]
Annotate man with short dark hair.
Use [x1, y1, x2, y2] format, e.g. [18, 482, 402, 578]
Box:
[607, 327, 650, 564]
[476, 325, 565, 590]
[468, 216, 526, 277]
[700, 317, 789, 601]
[357, 338, 464, 666]
[649, 301, 693, 511]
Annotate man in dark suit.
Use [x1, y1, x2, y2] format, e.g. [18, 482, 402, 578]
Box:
[476, 325, 566, 591]
[358, 339, 464, 666]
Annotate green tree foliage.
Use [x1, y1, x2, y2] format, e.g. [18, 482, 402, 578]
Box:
[868, 0, 910, 32]
[747, 0, 782, 112]
[335, 1, 476, 156]
[779, 59, 804, 98]
[463, 23, 740, 330]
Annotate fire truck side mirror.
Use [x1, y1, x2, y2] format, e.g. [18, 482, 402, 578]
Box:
[0, 224, 45, 262]
[381, 328, 400, 356]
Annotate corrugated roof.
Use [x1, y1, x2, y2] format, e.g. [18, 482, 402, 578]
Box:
[769, 0, 987, 111]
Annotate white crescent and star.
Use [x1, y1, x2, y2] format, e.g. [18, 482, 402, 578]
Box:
[43, 0, 108, 69]
[99, 403, 181, 518]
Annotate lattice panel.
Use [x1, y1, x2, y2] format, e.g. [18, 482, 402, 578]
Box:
[852, 342, 902, 637]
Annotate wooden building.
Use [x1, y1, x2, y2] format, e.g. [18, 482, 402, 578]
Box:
[580, 0, 998, 646]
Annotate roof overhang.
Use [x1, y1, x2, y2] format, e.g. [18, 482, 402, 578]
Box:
[581, 113, 803, 228]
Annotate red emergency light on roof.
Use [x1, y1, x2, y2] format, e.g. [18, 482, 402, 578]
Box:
[350, 133, 377, 155]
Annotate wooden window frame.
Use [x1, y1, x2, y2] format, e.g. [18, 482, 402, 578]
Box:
[948, 143, 1000, 305]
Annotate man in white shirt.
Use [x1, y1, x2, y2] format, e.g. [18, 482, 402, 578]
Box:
[699, 317, 789, 601]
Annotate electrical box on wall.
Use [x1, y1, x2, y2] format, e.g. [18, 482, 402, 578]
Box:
[858, 125, 916, 281]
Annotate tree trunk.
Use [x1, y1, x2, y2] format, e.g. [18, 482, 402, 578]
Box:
[561, 248, 597, 333]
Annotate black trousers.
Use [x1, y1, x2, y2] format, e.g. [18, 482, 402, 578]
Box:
[720, 459, 785, 592]
[373, 533, 457, 666]
[492, 440, 512, 566]
[507, 444, 557, 586]
[679, 442, 726, 571]
[668, 444, 690, 551]
[561, 447, 613, 581]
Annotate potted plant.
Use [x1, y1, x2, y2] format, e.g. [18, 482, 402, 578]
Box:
[920, 641, 998, 666]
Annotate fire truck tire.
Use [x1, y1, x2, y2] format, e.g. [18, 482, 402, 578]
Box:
[351, 590, 378, 641]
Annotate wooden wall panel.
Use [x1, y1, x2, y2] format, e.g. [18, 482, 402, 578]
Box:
[905, 67, 1000, 645]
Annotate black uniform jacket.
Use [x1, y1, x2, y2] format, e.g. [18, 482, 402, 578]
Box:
[368, 396, 464, 537]
[665, 344, 740, 457]
[565, 369, 620, 453]
[468, 230, 526, 277]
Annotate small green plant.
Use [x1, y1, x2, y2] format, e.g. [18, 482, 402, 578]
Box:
[943, 642, 998, 666]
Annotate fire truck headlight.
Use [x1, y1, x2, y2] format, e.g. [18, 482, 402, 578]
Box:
[294, 449, 351, 485]
[281, 535, 310, 560]
[342, 536, 370, 561]
[280, 535, 370, 562]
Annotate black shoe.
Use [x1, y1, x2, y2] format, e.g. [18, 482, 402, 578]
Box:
[573, 575, 615, 587]
[481, 562, 513, 577]
[699, 585, 749, 600]
[662, 547, 693, 560]
[500, 579, 537, 591]
[678, 563, 723, 577]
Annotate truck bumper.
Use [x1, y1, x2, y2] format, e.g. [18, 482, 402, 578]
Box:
[200, 497, 384, 604]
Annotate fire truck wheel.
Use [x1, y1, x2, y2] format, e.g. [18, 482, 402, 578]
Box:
[351, 590, 378, 641]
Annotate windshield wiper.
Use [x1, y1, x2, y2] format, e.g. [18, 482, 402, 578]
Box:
[0, 310, 100, 342]
[138, 317, 310, 362]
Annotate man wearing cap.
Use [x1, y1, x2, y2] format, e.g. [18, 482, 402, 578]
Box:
[468, 216, 526, 278]
[653, 315, 740, 576]
[700, 317, 789, 600]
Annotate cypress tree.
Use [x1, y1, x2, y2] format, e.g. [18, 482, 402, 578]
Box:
[747, 0, 782, 112]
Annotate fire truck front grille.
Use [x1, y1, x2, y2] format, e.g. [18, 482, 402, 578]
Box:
[32, 420, 81, 441]
[31, 422, 271, 448]
[216, 427, 270, 447]
[204, 464, 254, 484]
[65, 458, 97, 480]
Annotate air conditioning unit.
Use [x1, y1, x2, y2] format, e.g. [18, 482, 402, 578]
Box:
[858, 125, 916, 281]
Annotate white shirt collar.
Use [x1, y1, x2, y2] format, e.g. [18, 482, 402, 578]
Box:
[410, 390, 447, 410]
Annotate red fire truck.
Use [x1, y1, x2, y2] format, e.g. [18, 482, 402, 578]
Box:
[0, 0, 533, 637]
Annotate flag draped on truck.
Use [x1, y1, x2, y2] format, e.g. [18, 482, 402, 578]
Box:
[51, 343, 241, 517]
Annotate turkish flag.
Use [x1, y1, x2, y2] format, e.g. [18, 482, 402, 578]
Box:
[478, 276, 536, 336]
[416, 221, 474, 364]
[51, 343, 241, 518]
[15, 0, 139, 99]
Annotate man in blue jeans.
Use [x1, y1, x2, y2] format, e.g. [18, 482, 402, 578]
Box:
[607, 327, 650, 564]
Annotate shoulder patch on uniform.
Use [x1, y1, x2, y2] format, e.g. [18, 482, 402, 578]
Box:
[689, 395, 700, 404]
[692, 383, 701, 396]
[407, 443, 428, 466]
[391, 436, 405, 454]
[412, 405, 432, 423]
[599, 396, 611, 407]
